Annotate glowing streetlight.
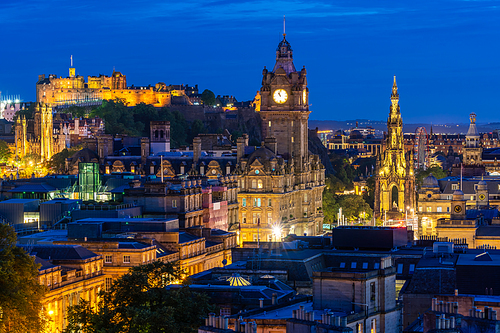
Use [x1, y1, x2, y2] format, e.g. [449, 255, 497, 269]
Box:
[272, 222, 283, 242]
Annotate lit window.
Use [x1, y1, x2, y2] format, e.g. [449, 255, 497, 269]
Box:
[242, 198, 246, 207]
[452, 184, 459, 190]
[105, 255, 112, 263]
[123, 255, 131, 263]
[106, 277, 112, 291]
[257, 198, 261, 207]
[437, 207, 442, 212]
[258, 180, 263, 189]
[172, 200, 177, 208]
[426, 207, 432, 212]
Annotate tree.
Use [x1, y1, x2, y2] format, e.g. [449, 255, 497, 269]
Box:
[200, 89, 216, 107]
[46, 145, 84, 174]
[66, 106, 87, 118]
[0, 140, 12, 163]
[188, 119, 207, 143]
[337, 194, 373, 222]
[64, 261, 213, 333]
[0, 224, 47, 333]
[90, 99, 140, 136]
[416, 164, 448, 189]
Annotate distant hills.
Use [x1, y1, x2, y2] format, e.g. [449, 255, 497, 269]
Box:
[309, 119, 500, 135]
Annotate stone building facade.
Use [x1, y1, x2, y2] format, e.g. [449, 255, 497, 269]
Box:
[374, 77, 416, 219]
[236, 33, 326, 242]
[29, 245, 105, 333]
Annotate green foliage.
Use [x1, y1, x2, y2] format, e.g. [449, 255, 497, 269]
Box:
[89, 100, 208, 148]
[0, 224, 47, 333]
[329, 155, 355, 190]
[63, 261, 213, 333]
[46, 145, 84, 173]
[362, 176, 375, 210]
[200, 89, 216, 106]
[0, 140, 12, 162]
[14, 103, 36, 121]
[416, 164, 448, 188]
[188, 119, 207, 143]
[337, 194, 373, 222]
[322, 153, 374, 225]
[66, 106, 87, 118]
[90, 99, 140, 136]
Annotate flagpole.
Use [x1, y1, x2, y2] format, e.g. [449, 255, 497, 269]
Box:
[257, 218, 260, 248]
[460, 163, 463, 191]
[161, 155, 164, 183]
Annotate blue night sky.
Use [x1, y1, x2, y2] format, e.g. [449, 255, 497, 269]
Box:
[1, 0, 499, 123]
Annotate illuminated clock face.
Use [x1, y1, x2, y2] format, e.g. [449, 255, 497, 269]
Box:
[454, 205, 462, 213]
[303, 90, 307, 104]
[211, 169, 216, 175]
[479, 194, 486, 201]
[273, 89, 288, 104]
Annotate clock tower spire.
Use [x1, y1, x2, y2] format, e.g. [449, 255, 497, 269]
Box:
[258, 27, 309, 165]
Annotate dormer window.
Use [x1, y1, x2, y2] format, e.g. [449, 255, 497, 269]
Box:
[258, 180, 263, 189]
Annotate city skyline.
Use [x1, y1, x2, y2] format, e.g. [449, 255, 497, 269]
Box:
[1, 0, 499, 123]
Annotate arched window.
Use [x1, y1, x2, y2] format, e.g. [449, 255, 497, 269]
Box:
[257, 180, 263, 189]
[252, 180, 257, 189]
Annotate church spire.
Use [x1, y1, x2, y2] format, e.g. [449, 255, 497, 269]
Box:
[390, 75, 400, 116]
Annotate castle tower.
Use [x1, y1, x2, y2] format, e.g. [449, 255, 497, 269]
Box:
[257, 31, 309, 169]
[69, 55, 76, 78]
[374, 77, 415, 219]
[150, 121, 170, 154]
[463, 113, 482, 165]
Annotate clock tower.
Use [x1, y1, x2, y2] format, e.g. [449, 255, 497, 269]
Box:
[258, 33, 309, 166]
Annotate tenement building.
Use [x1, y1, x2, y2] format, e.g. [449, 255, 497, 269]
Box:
[236, 32, 326, 242]
[374, 77, 416, 219]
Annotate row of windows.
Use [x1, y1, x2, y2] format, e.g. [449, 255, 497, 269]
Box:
[105, 255, 131, 264]
[339, 262, 380, 269]
[242, 198, 272, 207]
[419, 206, 450, 213]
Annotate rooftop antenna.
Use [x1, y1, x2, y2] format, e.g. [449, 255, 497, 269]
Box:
[70, 55, 73, 67]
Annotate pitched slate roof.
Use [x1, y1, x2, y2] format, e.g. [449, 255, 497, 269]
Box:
[27, 245, 99, 260]
[8, 184, 57, 193]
